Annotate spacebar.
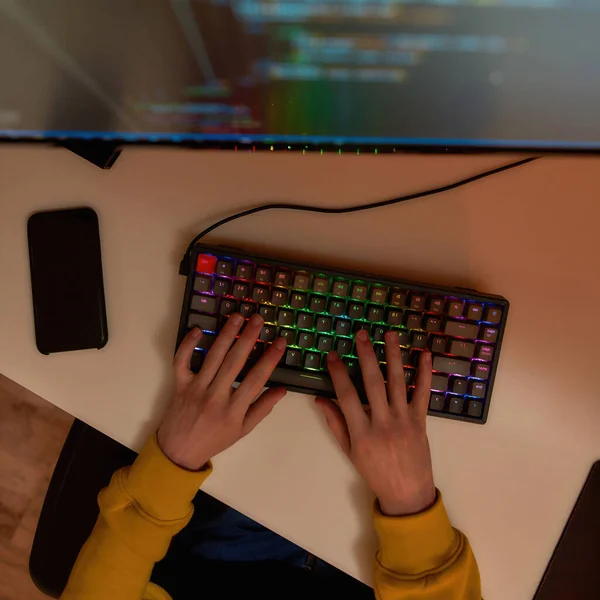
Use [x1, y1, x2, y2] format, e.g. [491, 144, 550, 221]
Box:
[269, 368, 335, 393]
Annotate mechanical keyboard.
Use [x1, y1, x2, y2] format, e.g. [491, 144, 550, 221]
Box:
[177, 245, 509, 424]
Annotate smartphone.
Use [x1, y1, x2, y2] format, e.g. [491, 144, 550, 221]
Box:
[27, 207, 108, 354]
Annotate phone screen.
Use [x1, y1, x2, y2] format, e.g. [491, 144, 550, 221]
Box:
[27, 208, 108, 354]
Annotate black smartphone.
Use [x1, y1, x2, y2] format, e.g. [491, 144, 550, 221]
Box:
[27, 207, 108, 354]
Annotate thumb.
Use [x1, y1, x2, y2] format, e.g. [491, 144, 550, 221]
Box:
[315, 397, 351, 455]
[243, 387, 287, 434]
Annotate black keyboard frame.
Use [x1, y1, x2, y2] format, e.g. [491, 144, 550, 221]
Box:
[177, 244, 510, 425]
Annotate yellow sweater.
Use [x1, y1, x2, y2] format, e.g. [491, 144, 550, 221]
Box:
[61, 435, 481, 599]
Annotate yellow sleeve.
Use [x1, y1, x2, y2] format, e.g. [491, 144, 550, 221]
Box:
[373, 491, 482, 600]
[60, 434, 212, 600]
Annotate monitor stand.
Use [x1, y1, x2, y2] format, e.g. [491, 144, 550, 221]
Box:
[60, 140, 121, 170]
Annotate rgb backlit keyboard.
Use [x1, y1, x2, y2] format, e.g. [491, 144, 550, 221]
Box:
[177, 245, 509, 424]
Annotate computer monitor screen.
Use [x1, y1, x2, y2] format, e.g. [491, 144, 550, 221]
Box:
[1, 0, 599, 151]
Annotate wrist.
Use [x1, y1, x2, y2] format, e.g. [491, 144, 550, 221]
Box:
[156, 430, 209, 472]
[379, 486, 437, 517]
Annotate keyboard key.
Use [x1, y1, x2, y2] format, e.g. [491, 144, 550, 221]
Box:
[409, 294, 426, 311]
[285, 349, 303, 367]
[328, 299, 346, 316]
[452, 378, 468, 394]
[215, 259, 233, 276]
[450, 340, 475, 358]
[449, 397, 464, 414]
[298, 332, 315, 349]
[372, 326, 388, 342]
[374, 344, 386, 362]
[481, 326, 498, 343]
[317, 335, 334, 352]
[312, 276, 330, 294]
[484, 306, 502, 324]
[467, 400, 484, 418]
[431, 375, 448, 392]
[412, 332, 428, 349]
[190, 350, 204, 373]
[240, 302, 257, 318]
[259, 305, 276, 323]
[271, 289, 288, 306]
[429, 394, 446, 411]
[259, 325, 277, 342]
[389, 289, 407, 307]
[370, 286, 388, 304]
[406, 313, 422, 330]
[236, 263, 254, 280]
[386, 310, 403, 326]
[335, 338, 353, 355]
[445, 320, 479, 339]
[401, 350, 410, 366]
[472, 363, 490, 380]
[348, 303, 365, 319]
[466, 303, 484, 321]
[275, 270, 292, 287]
[433, 356, 471, 376]
[256, 266, 272, 283]
[404, 368, 415, 386]
[476, 344, 494, 361]
[220, 299, 238, 315]
[316, 316, 332, 333]
[191, 294, 219, 314]
[213, 278, 231, 296]
[367, 306, 384, 322]
[246, 342, 266, 366]
[194, 276, 212, 293]
[278, 309, 295, 326]
[396, 329, 410, 346]
[195, 333, 216, 352]
[447, 301, 464, 317]
[343, 358, 361, 377]
[196, 255, 217, 275]
[428, 297, 444, 314]
[252, 285, 270, 303]
[353, 322, 370, 335]
[425, 316, 442, 332]
[431, 336, 447, 353]
[304, 352, 321, 369]
[188, 313, 218, 332]
[332, 280, 349, 297]
[297, 312, 314, 329]
[232, 282, 249, 299]
[351, 283, 368, 301]
[469, 381, 486, 398]
[290, 293, 307, 309]
[293, 272, 311, 291]
[279, 328, 296, 344]
[335, 319, 352, 336]
[309, 295, 326, 312]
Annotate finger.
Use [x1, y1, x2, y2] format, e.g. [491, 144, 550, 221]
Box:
[315, 397, 351, 455]
[173, 328, 203, 382]
[233, 337, 287, 405]
[195, 313, 245, 386]
[209, 314, 265, 392]
[384, 330, 408, 416]
[327, 351, 368, 432]
[355, 330, 388, 420]
[242, 387, 287, 434]
[412, 351, 433, 422]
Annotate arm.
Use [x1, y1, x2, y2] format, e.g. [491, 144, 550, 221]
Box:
[61, 314, 288, 600]
[316, 331, 482, 599]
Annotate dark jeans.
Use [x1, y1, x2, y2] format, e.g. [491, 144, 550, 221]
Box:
[151, 491, 373, 600]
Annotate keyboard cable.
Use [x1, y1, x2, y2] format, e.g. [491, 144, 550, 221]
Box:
[179, 155, 540, 275]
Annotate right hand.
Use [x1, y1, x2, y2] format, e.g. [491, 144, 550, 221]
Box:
[316, 329, 436, 517]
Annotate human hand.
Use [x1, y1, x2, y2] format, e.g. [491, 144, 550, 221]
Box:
[316, 329, 436, 516]
[157, 314, 287, 470]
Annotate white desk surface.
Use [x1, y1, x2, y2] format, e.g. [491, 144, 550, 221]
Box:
[1, 145, 599, 599]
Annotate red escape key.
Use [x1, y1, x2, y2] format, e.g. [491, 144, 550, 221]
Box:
[196, 254, 217, 274]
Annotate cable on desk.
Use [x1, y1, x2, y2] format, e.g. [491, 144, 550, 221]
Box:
[179, 155, 540, 275]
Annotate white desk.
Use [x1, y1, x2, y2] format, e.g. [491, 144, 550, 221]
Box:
[2, 145, 599, 599]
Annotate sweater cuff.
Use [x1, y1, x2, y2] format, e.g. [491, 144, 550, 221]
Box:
[373, 490, 459, 575]
[123, 433, 213, 521]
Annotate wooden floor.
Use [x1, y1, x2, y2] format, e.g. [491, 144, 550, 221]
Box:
[0, 374, 73, 600]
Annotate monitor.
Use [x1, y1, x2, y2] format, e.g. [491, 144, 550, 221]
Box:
[1, 0, 600, 152]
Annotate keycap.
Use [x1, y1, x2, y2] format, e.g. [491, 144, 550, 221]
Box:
[348, 303, 365, 319]
[409, 294, 426, 310]
[467, 303, 483, 320]
[351, 283, 368, 301]
[428, 297, 444, 314]
[256, 266, 272, 283]
[429, 394, 445, 411]
[290, 293, 307, 309]
[188, 313, 218, 331]
[450, 340, 475, 358]
[191, 294, 219, 314]
[367, 306, 384, 322]
[312, 276, 330, 294]
[386, 310, 403, 326]
[481, 327, 498, 343]
[236, 263, 254, 280]
[370, 286, 388, 304]
[401, 350, 410, 365]
[215, 259, 233, 276]
[286, 349, 303, 367]
[252, 286, 269, 303]
[259, 305, 276, 323]
[406, 313, 422, 330]
[247, 342, 266, 366]
[195, 333, 216, 352]
[316, 316, 332, 333]
[469, 381, 486, 398]
[232, 282, 249, 299]
[396, 330, 410, 346]
[404, 368, 415, 386]
[425, 316, 442, 332]
[271, 289, 288, 305]
[328, 299, 345, 316]
[476, 345, 494, 361]
[452, 378, 468, 394]
[259, 325, 277, 342]
[298, 332, 315, 348]
[317, 336, 334, 352]
[336, 338, 353, 355]
[431, 336, 446, 353]
[293, 272, 310, 290]
[304, 352, 321, 369]
[353, 322, 370, 335]
[274, 270, 292, 287]
[297, 312, 314, 329]
[484, 307, 502, 324]
[190, 350, 204, 373]
[240, 302, 256, 318]
[197, 254, 218, 274]
[194, 276, 212, 293]
[433, 356, 470, 376]
[449, 397, 464, 414]
[213, 278, 231, 296]
[389, 289, 407, 307]
[220, 299, 238, 315]
[332, 280, 349, 297]
[447, 301, 464, 317]
[431, 375, 448, 392]
[445, 320, 479, 339]
[374, 344, 386, 362]
[278, 309, 295, 327]
[467, 400, 483, 418]
[412, 332, 428, 349]
[372, 326, 387, 342]
[335, 319, 352, 336]
[279, 328, 296, 344]
[309, 295, 326, 312]
[341, 358, 359, 378]
[472, 363, 490, 380]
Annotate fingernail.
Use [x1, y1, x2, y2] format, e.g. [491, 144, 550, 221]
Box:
[231, 313, 244, 326]
[192, 327, 202, 338]
[327, 351, 339, 362]
[385, 330, 399, 344]
[356, 329, 368, 342]
[274, 336, 287, 349]
[250, 314, 263, 326]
